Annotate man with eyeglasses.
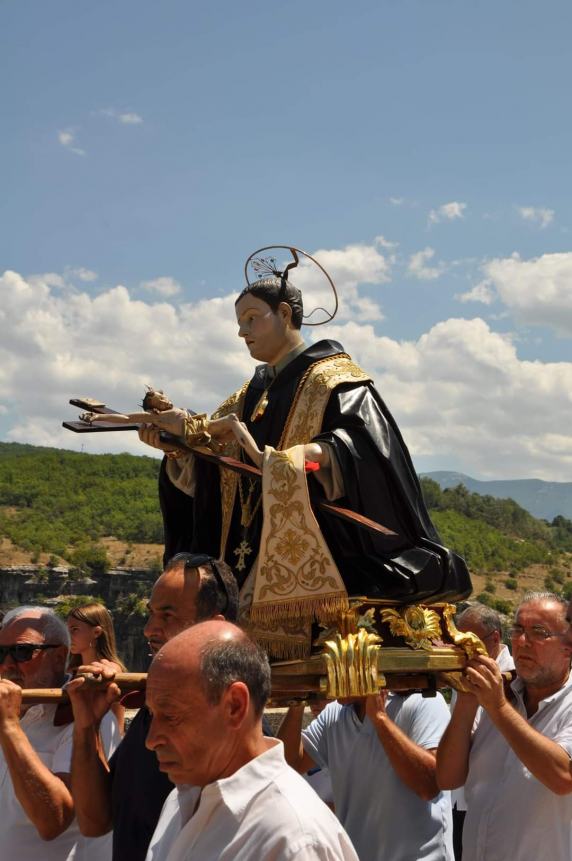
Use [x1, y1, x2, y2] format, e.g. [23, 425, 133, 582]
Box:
[0, 605, 120, 859]
[68, 553, 239, 861]
[437, 591, 572, 861]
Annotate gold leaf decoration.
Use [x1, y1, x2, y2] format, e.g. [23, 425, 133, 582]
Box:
[380, 605, 442, 651]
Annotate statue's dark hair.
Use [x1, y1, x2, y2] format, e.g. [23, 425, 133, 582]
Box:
[164, 553, 239, 623]
[235, 276, 304, 330]
[199, 636, 271, 717]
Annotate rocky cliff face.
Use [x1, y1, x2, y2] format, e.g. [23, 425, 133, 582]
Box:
[0, 565, 156, 671]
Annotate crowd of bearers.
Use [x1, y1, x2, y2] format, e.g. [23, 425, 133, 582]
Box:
[4, 582, 572, 861]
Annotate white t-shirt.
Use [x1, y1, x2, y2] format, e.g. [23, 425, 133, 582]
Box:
[146, 739, 358, 861]
[451, 643, 515, 812]
[302, 694, 453, 861]
[463, 672, 572, 861]
[0, 704, 119, 861]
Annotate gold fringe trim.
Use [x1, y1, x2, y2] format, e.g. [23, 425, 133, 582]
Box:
[250, 593, 349, 625]
[253, 635, 311, 660]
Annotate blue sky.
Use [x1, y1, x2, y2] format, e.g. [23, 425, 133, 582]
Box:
[1, 0, 571, 480]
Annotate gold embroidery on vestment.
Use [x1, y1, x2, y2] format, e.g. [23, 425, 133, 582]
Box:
[250, 445, 349, 632]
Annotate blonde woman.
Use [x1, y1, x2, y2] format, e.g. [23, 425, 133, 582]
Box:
[67, 602, 126, 734]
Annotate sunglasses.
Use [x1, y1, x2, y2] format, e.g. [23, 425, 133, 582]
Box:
[0, 643, 61, 664]
[170, 552, 230, 615]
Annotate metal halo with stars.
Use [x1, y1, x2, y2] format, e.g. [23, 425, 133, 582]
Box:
[243, 244, 339, 326]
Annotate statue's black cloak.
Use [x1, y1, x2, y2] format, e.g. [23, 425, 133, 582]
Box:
[159, 340, 471, 603]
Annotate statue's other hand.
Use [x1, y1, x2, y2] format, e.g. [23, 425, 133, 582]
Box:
[226, 415, 264, 467]
[138, 424, 179, 453]
[207, 414, 244, 444]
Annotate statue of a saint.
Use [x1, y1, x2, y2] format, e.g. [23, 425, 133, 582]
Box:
[136, 248, 470, 656]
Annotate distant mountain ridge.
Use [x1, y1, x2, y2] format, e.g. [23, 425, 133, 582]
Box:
[423, 471, 572, 521]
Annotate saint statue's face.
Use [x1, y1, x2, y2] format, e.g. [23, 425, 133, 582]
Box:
[235, 294, 291, 364]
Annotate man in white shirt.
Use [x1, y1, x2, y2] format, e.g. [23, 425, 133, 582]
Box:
[144, 620, 358, 861]
[0, 605, 119, 860]
[280, 691, 453, 861]
[437, 591, 572, 861]
[450, 604, 515, 859]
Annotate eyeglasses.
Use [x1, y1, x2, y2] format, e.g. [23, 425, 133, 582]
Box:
[509, 625, 568, 644]
[0, 643, 61, 664]
[169, 552, 230, 615]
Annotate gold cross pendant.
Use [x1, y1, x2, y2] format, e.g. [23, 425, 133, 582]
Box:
[234, 539, 253, 572]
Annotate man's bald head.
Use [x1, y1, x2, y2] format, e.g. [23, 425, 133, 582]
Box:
[145, 622, 271, 786]
[150, 621, 271, 717]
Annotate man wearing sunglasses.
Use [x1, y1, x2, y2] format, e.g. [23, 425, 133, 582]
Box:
[437, 591, 572, 861]
[0, 605, 120, 860]
[68, 552, 238, 861]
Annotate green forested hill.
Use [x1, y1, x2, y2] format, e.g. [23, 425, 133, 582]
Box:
[1, 443, 571, 581]
[421, 478, 572, 570]
[0, 442, 162, 556]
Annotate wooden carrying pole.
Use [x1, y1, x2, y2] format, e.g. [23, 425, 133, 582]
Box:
[20, 673, 147, 705]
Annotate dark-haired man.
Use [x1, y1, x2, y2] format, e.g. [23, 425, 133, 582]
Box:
[144, 621, 358, 861]
[68, 553, 238, 861]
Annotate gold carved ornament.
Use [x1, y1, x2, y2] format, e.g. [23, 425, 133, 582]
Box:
[380, 605, 443, 651]
[437, 604, 488, 692]
[441, 604, 488, 659]
[323, 628, 384, 698]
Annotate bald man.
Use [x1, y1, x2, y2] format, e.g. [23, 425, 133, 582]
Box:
[68, 553, 238, 861]
[144, 621, 358, 861]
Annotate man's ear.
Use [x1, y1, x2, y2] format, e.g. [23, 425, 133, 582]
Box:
[223, 681, 250, 728]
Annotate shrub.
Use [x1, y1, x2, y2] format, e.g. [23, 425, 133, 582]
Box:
[55, 595, 102, 618]
[505, 578, 518, 591]
[67, 543, 111, 577]
[493, 598, 513, 615]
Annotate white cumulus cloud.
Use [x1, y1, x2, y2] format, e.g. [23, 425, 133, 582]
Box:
[140, 277, 182, 297]
[281, 242, 391, 324]
[315, 315, 572, 481]
[407, 247, 444, 280]
[517, 206, 555, 228]
[455, 280, 496, 305]
[482, 251, 572, 335]
[1, 265, 570, 480]
[428, 201, 467, 226]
